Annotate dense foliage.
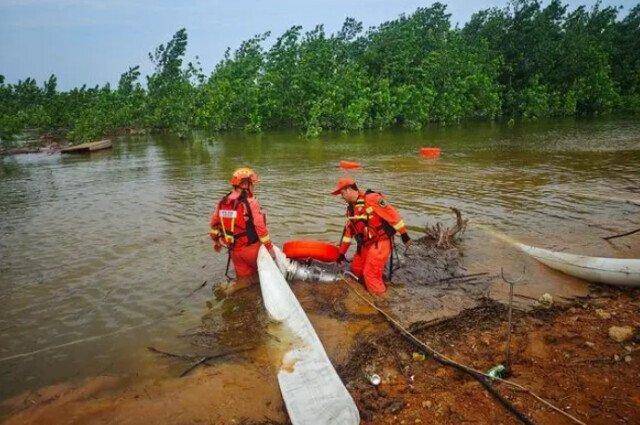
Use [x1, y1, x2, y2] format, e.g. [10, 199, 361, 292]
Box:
[1, 1, 639, 143]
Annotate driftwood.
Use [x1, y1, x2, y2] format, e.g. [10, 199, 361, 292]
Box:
[423, 207, 468, 249]
[147, 346, 200, 360]
[187, 280, 208, 297]
[179, 347, 253, 377]
[407, 317, 450, 333]
[428, 272, 489, 284]
[602, 227, 640, 241]
[180, 357, 211, 377]
[60, 138, 112, 154]
[148, 345, 253, 377]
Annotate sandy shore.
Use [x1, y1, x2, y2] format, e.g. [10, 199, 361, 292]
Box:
[2, 285, 638, 424]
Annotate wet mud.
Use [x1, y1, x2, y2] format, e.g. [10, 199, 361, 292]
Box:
[380, 232, 493, 328]
[2, 226, 637, 424]
[185, 289, 270, 353]
[0, 279, 381, 424]
[5, 284, 638, 424]
[0, 228, 485, 424]
[340, 288, 640, 424]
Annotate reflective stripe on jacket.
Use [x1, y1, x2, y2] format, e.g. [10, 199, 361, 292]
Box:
[338, 190, 407, 254]
[210, 190, 270, 248]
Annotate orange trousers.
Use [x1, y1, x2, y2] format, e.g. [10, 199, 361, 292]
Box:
[231, 241, 262, 277]
[350, 238, 391, 295]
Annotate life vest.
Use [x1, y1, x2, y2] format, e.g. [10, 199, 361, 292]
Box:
[216, 191, 259, 248]
[346, 190, 396, 246]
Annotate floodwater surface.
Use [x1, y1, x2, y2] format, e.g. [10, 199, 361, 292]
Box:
[1, 117, 639, 415]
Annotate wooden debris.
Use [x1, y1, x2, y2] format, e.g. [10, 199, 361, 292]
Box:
[61, 139, 112, 154]
[146, 346, 200, 360]
[602, 227, 640, 241]
[179, 347, 253, 377]
[423, 207, 468, 249]
[148, 345, 254, 377]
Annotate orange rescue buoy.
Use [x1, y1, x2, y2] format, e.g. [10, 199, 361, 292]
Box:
[420, 147, 441, 158]
[339, 160, 361, 169]
[283, 240, 340, 263]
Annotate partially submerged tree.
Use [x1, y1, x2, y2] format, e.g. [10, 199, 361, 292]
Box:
[1, 1, 639, 143]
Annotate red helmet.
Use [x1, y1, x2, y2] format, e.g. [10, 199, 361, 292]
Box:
[230, 167, 260, 186]
[331, 176, 356, 195]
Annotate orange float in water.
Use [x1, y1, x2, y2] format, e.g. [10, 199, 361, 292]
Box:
[283, 240, 340, 263]
[420, 147, 441, 158]
[339, 160, 361, 169]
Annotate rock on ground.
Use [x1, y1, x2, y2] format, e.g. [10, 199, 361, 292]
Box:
[608, 325, 635, 343]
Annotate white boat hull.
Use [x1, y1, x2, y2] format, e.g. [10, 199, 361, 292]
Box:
[516, 243, 640, 287]
[257, 245, 360, 425]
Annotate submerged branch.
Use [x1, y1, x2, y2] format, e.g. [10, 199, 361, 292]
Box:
[602, 227, 640, 241]
[423, 207, 468, 249]
[179, 347, 253, 377]
[146, 346, 201, 360]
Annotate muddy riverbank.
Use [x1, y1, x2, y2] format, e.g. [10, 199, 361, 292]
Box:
[2, 285, 638, 424]
[0, 280, 380, 424]
[1, 117, 639, 423]
[342, 288, 640, 424]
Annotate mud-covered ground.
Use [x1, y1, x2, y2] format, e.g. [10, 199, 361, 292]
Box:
[341, 288, 640, 424]
[382, 233, 493, 327]
[3, 286, 638, 425]
[2, 232, 638, 424]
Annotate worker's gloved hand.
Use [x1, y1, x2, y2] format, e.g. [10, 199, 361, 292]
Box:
[337, 253, 346, 265]
[401, 233, 412, 246]
[213, 241, 222, 253]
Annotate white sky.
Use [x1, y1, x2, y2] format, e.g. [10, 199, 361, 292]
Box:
[0, 0, 636, 89]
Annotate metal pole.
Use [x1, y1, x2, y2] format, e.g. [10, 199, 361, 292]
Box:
[506, 278, 514, 371]
[500, 265, 525, 374]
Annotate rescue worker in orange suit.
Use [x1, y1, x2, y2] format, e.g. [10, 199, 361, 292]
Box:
[332, 177, 412, 295]
[210, 167, 272, 295]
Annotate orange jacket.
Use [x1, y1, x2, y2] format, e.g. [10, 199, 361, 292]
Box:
[338, 191, 407, 255]
[210, 190, 271, 249]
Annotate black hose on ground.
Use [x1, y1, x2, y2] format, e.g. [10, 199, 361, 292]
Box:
[343, 279, 536, 425]
[399, 323, 535, 425]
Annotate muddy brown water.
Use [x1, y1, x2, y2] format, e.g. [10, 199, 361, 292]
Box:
[1, 117, 639, 420]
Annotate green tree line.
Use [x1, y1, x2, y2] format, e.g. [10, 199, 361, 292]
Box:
[1, 0, 639, 143]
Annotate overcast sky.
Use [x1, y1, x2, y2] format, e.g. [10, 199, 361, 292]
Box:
[0, 0, 636, 89]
